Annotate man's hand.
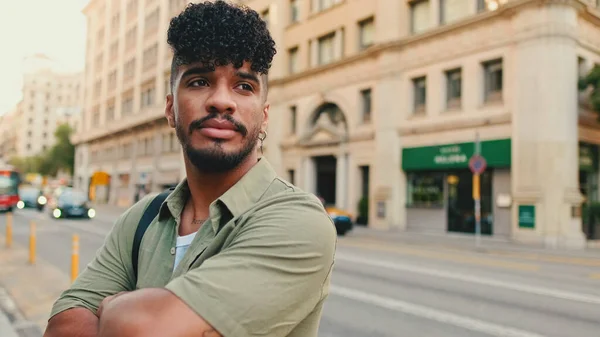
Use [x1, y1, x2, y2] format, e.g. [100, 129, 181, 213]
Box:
[97, 291, 129, 318]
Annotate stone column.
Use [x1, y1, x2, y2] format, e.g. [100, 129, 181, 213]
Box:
[335, 151, 348, 210]
[371, 73, 404, 230]
[302, 156, 316, 194]
[150, 130, 162, 193]
[511, 3, 585, 248]
[128, 138, 139, 207]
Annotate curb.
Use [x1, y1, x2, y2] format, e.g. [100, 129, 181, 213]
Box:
[0, 288, 42, 337]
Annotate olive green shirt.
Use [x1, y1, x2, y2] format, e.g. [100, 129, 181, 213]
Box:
[50, 158, 337, 336]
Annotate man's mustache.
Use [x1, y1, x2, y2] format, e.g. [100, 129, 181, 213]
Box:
[189, 113, 248, 137]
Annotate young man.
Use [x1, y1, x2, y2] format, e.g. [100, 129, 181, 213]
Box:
[43, 1, 337, 336]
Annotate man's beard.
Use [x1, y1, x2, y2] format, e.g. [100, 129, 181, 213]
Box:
[175, 113, 259, 174]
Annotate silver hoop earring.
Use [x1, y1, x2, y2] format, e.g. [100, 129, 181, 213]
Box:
[259, 130, 267, 153]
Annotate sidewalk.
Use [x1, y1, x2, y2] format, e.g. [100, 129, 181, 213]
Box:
[0, 309, 18, 337]
[0, 286, 42, 337]
[0, 238, 70, 335]
[347, 226, 600, 259]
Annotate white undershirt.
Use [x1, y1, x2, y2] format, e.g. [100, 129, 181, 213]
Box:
[174, 231, 197, 272]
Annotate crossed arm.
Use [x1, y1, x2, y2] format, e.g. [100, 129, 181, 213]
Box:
[44, 288, 221, 337]
[44, 196, 336, 337]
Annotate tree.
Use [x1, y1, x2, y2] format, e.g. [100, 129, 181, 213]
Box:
[579, 65, 600, 119]
[46, 123, 76, 176]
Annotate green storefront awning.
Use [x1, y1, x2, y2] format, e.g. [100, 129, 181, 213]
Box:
[402, 138, 511, 171]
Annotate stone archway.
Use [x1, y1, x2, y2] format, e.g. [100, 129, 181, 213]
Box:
[298, 102, 350, 209]
[299, 102, 349, 146]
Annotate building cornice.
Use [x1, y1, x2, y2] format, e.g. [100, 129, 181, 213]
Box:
[270, 0, 593, 87]
[72, 108, 166, 145]
[397, 111, 512, 136]
[81, 0, 98, 16]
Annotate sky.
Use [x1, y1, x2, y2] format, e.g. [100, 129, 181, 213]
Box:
[0, 0, 89, 116]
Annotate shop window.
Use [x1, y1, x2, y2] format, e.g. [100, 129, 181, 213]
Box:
[406, 172, 444, 207]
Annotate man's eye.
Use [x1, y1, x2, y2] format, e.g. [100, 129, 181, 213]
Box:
[190, 79, 208, 87]
[238, 83, 254, 91]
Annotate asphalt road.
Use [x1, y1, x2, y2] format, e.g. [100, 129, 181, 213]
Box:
[3, 208, 600, 337]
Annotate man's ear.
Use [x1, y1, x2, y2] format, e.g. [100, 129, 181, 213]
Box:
[165, 93, 175, 128]
[261, 102, 269, 132]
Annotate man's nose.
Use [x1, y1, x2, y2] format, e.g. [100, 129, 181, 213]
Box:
[206, 84, 236, 114]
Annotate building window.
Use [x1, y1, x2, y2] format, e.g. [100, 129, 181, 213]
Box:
[127, 0, 138, 19]
[126, 26, 137, 51]
[92, 108, 101, 126]
[410, 0, 431, 34]
[578, 56, 587, 78]
[144, 8, 160, 35]
[108, 70, 118, 90]
[358, 17, 375, 50]
[288, 47, 299, 74]
[143, 44, 158, 70]
[288, 169, 295, 185]
[446, 68, 462, 109]
[290, 105, 297, 134]
[110, 41, 118, 60]
[111, 13, 120, 32]
[440, 0, 469, 25]
[406, 172, 444, 208]
[124, 58, 136, 80]
[313, 0, 342, 12]
[483, 58, 503, 102]
[107, 105, 115, 121]
[122, 96, 133, 115]
[290, 0, 299, 23]
[318, 32, 335, 65]
[413, 76, 426, 113]
[478, 0, 502, 12]
[141, 86, 156, 107]
[360, 88, 372, 123]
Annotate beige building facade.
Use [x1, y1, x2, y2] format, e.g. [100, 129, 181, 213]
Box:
[75, 0, 600, 248]
[0, 105, 20, 163]
[0, 54, 83, 164]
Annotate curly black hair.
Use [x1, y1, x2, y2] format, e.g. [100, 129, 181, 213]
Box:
[167, 0, 276, 90]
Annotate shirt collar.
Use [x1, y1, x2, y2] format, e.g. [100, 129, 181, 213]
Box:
[158, 158, 277, 231]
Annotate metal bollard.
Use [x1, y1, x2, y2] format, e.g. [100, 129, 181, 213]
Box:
[71, 234, 79, 283]
[5, 212, 12, 248]
[29, 221, 36, 265]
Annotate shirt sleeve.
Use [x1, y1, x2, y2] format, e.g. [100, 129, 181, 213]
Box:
[48, 197, 146, 319]
[164, 195, 337, 337]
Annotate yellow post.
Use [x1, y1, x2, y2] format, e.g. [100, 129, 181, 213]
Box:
[472, 174, 480, 201]
[6, 212, 12, 248]
[71, 234, 79, 283]
[29, 221, 36, 265]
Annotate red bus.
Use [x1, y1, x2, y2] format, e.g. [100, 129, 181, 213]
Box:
[0, 168, 20, 212]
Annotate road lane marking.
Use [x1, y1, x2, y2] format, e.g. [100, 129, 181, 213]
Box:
[330, 285, 546, 337]
[336, 253, 600, 305]
[590, 273, 600, 280]
[338, 240, 540, 271]
[486, 250, 600, 268]
[51, 221, 110, 237]
[342, 236, 600, 267]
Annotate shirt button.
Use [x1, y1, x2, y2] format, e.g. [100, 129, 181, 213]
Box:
[170, 247, 175, 255]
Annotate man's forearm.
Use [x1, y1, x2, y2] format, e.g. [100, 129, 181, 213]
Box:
[44, 307, 99, 337]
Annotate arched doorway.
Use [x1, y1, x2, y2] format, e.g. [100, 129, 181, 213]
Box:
[299, 102, 349, 208]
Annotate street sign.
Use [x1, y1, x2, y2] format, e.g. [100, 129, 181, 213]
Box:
[469, 154, 487, 175]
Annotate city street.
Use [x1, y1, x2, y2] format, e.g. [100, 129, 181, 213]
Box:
[2, 208, 600, 337]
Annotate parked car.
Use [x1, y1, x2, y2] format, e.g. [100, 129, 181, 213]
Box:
[325, 206, 354, 236]
[50, 189, 96, 219]
[17, 186, 47, 211]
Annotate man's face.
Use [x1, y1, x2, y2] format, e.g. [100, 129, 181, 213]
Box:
[165, 61, 269, 173]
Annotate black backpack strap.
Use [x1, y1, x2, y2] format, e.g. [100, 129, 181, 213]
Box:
[132, 188, 173, 281]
